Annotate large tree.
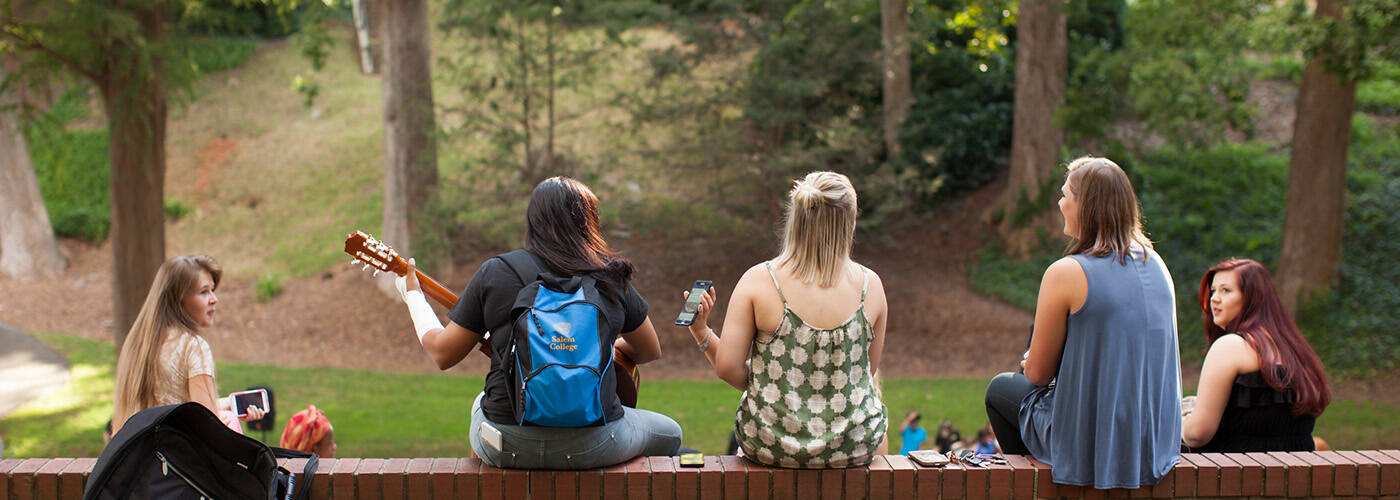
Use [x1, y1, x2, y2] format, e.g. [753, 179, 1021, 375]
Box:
[996, 0, 1067, 255]
[375, 0, 438, 290]
[1276, 0, 1353, 316]
[0, 64, 66, 277]
[1, 2, 170, 353]
[880, 0, 910, 157]
[1276, 0, 1399, 315]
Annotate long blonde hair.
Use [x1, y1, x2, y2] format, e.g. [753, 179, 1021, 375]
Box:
[112, 255, 222, 432]
[775, 171, 858, 287]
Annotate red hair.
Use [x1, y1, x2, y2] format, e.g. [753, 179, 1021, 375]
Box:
[1198, 259, 1330, 416]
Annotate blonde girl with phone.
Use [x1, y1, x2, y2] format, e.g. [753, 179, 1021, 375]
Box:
[686, 171, 889, 468]
[112, 255, 265, 434]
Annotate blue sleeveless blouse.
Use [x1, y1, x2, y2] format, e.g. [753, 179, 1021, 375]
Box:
[1018, 248, 1182, 488]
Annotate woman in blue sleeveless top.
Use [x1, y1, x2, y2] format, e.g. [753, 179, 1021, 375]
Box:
[984, 157, 1182, 489]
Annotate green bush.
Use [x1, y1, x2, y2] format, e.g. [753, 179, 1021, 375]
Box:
[164, 199, 193, 220]
[181, 36, 261, 75]
[1357, 79, 1400, 115]
[255, 273, 284, 302]
[1298, 127, 1400, 373]
[26, 89, 111, 241]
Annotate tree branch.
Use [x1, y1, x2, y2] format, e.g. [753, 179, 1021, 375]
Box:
[0, 27, 101, 82]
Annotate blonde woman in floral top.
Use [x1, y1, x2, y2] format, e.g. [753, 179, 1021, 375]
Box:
[685, 171, 889, 468]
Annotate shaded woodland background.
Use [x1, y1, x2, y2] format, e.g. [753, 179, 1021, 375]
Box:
[2, 0, 1399, 376]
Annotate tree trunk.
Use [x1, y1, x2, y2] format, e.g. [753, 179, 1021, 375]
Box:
[351, 0, 376, 74]
[1276, 0, 1355, 317]
[378, 0, 438, 291]
[0, 65, 67, 278]
[101, 8, 168, 354]
[880, 0, 911, 157]
[997, 0, 1067, 256]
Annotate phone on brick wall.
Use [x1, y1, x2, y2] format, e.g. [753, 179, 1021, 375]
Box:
[674, 280, 713, 326]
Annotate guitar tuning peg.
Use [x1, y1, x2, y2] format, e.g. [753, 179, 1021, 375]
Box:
[350, 259, 361, 266]
[363, 264, 372, 273]
[372, 270, 381, 277]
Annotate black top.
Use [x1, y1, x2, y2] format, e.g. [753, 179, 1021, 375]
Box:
[1190, 370, 1315, 453]
[447, 252, 649, 425]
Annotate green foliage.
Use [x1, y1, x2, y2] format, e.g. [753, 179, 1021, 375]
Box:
[897, 5, 1013, 202]
[1356, 61, 1400, 114]
[1297, 126, 1400, 373]
[1132, 143, 1290, 358]
[25, 88, 112, 241]
[175, 36, 261, 75]
[969, 238, 1059, 311]
[173, 0, 313, 37]
[254, 272, 284, 301]
[163, 198, 193, 220]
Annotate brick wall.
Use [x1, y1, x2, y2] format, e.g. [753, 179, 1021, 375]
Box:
[4, 451, 1398, 499]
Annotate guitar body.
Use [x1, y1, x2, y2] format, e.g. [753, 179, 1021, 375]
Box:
[345, 231, 642, 408]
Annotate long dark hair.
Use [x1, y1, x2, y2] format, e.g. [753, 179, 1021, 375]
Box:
[525, 177, 634, 303]
[1198, 259, 1330, 416]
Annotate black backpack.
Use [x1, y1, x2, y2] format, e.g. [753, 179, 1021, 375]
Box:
[84, 402, 318, 500]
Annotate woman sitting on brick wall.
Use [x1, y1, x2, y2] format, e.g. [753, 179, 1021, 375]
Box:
[1181, 258, 1329, 452]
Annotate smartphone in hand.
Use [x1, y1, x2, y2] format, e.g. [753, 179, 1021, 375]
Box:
[674, 280, 713, 326]
[229, 388, 269, 417]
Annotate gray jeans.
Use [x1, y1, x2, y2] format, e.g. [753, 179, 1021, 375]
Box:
[468, 393, 683, 469]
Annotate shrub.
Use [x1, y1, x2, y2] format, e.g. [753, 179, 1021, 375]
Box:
[180, 36, 260, 75]
[164, 199, 193, 220]
[255, 273, 284, 302]
[25, 88, 111, 241]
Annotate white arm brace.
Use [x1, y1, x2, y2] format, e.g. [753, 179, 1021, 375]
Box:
[402, 290, 443, 343]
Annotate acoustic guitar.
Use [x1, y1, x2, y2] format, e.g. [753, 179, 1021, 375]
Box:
[343, 231, 642, 408]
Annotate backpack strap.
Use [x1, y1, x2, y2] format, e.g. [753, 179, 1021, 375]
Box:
[497, 249, 545, 287]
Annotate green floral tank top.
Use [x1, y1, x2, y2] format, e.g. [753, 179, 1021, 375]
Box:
[734, 262, 888, 468]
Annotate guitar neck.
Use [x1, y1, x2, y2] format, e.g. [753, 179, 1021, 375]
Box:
[415, 269, 459, 309]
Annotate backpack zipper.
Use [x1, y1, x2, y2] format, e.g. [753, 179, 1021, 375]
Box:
[156, 451, 214, 499]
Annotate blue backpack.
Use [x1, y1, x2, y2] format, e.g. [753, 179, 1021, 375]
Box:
[497, 250, 617, 427]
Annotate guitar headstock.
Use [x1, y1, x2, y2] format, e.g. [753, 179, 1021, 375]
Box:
[344, 230, 408, 277]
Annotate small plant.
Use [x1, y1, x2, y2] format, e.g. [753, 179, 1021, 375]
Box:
[255, 273, 284, 302]
[163, 199, 192, 220]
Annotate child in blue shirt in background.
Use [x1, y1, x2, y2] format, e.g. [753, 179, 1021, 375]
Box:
[899, 411, 927, 454]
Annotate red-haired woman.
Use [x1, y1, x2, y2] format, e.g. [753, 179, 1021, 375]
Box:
[1181, 258, 1329, 452]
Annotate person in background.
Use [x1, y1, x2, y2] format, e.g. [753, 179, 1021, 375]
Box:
[112, 255, 265, 434]
[1181, 258, 1329, 452]
[686, 171, 889, 468]
[899, 411, 927, 454]
[983, 157, 1181, 489]
[281, 404, 337, 458]
[974, 427, 999, 455]
[934, 420, 961, 453]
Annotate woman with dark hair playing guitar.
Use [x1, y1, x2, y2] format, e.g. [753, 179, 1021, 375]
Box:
[346, 176, 680, 470]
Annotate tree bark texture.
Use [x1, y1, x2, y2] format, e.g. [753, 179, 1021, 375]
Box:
[101, 7, 168, 353]
[881, 0, 911, 157]
[998, 0, 1067, 256]
[1276, 0, 1355, 317]
[0, 65, 67, 278]
[378, 0, 438, 291]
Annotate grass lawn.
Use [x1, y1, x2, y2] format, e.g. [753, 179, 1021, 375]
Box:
[4, 334, 1400, 458]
